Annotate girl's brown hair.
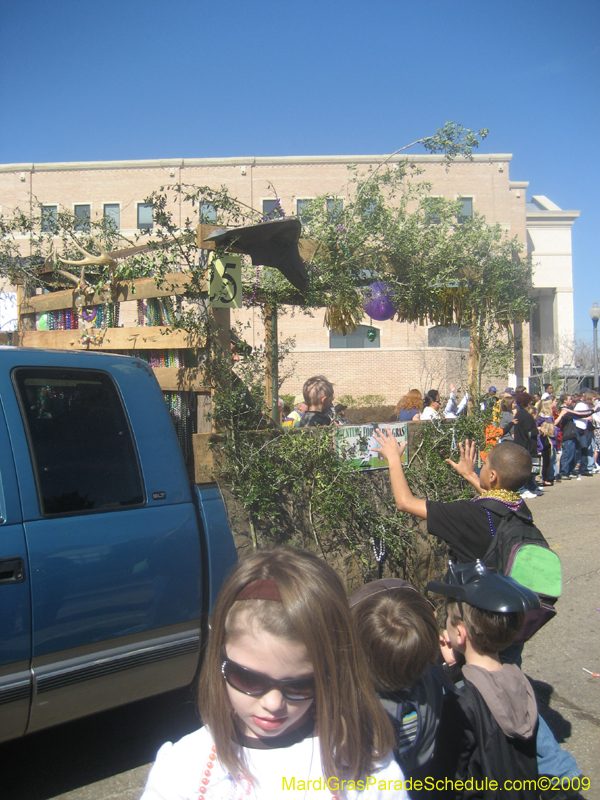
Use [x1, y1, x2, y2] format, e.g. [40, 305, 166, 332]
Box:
[395, 389, 423, 415]
[198, 548, 394, 782]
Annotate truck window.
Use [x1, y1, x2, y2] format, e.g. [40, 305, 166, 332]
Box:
[13, 368, 145, 516]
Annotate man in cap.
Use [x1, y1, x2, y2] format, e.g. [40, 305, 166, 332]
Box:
[287, 393, 308, 425]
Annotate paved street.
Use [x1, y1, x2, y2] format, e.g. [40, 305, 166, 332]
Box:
[521, 477, 600, 800]
[2, 476, 598, 800]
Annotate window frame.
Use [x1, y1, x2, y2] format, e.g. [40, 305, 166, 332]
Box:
[41, 204, 58, 233]
[137, 202, 154, 231]
[199, 202, 217, 224]
[456, 196, 474, 224]
[103, 203, 121, 231]
[261, 198, 281, 219]
[73, 203, 91, 233]
[330, 324, 381, 349]
[296, 198, 314, 223]
[326, 197, 344, 222]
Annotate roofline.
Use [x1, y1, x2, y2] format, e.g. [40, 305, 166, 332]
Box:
[0, 153, 514, 173]
[527, 209, 581, 226]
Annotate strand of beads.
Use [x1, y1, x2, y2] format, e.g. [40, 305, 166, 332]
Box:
[198, 745, 218, 795]
[198, 745, 339, 800]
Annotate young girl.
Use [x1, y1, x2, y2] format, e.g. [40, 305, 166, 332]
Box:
[141, 548, 407, 799]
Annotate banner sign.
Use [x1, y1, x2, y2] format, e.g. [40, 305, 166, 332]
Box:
[334, 422, 408, 470]
[208, 253, 242, 308]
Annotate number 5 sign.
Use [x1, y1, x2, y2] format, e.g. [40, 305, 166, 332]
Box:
[208, 254, 242, 308]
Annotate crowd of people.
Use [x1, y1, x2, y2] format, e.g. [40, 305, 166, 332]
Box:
[486, 384, 600, 500]
[282, 375, 600, 503]
[139, 378, 591, 799]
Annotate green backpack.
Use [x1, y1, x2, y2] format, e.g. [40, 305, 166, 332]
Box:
[477, 499, 562, 642]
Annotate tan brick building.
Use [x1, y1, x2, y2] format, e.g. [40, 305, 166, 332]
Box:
[0, 153, 577, 402]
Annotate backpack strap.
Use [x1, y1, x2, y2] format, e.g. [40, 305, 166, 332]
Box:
[475, 497, 549, 572]
[475, 497, 534, 523]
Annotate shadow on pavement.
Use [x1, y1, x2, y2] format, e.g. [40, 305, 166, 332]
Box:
[529, 677, 573, 744]
[1, 686, 200, 800]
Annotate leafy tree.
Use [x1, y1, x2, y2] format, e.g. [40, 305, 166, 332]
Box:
[297, 157, 531, 406]
[1, 122, 529, 406]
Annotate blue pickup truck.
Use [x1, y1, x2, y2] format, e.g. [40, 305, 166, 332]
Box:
[0, 347, 238, 743]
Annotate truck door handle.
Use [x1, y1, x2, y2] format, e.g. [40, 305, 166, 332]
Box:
[0, 557, 25, 584]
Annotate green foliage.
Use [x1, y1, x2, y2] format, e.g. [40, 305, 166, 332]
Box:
[337, 394, 387, 408]
[421, 122, 489, 162]
[212, 338, 490, 584]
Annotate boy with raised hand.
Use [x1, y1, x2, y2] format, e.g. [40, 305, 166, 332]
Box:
[374, 429, 583, 798]
[372, 430, 534, 564]
[427, 561, 541, 799]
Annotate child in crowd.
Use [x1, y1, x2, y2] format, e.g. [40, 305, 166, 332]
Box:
[372, 430, 583, 788]
[297, 375, 335, 427]
[141, 548, 405, 800]
[428, 561, 541, 799]
[350, 579, 457, 789]
[372, 430, 534, 564]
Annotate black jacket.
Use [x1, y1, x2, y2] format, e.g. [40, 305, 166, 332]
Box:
[437, 670, 538, 800]
[503, 407, 538, 456]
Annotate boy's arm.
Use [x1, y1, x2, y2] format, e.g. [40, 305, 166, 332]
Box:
[373, 428, 427, 518]
[445, 440, 482, 493]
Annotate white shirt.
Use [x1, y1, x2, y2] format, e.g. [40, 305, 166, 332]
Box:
[141, 726, 408, 800]
[574, 402, 590, 430]
[444, 391, 469, 419]
[420, 406, 438, 421]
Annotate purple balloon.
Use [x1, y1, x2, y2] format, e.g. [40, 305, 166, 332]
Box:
[362, 282, 395, 321]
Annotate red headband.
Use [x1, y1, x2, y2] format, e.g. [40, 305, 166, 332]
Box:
[235, 579, 282, 602]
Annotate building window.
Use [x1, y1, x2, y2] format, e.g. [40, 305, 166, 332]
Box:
[330, 325, 380, 349]
[137, 203, 153, 231]
[423, 197, 442, 225]
[428, 324, 469, 349]
[104, 204, 120, 230]
[74, 204, 91, 232]
[199, 202, 217, 223]
[326, 198, 343, 222]
[457, 197, 473, 223]
[262, 199, 279, 219]
[361, 199, 378, 222]
[296, 199, 312, 222]
[41, 205, 58, 233]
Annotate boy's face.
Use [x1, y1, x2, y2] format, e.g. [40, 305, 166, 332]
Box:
[445, 611, 466, 655]
[321, 393, 334, 413]
[479, 457, 492, 491]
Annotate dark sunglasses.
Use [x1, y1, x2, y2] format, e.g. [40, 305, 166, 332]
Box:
[221, 654, 315, 702]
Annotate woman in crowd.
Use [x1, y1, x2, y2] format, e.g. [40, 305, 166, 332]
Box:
[395, 389, 423, 421]
[536, 397, 558, 486]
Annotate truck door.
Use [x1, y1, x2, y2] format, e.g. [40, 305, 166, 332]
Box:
[0, 397, 31, 743]
[9, 366, 201, 734]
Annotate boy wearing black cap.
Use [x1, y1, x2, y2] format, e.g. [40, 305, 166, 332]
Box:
[428, 562, 540, 798]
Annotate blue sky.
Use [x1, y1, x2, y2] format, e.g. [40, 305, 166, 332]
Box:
[1, 0, 598, 339]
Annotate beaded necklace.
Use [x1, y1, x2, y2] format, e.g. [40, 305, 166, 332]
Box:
[198, 744, 340, 800]
[473, 489, 524, 539]
[473, 488, 523, 509]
